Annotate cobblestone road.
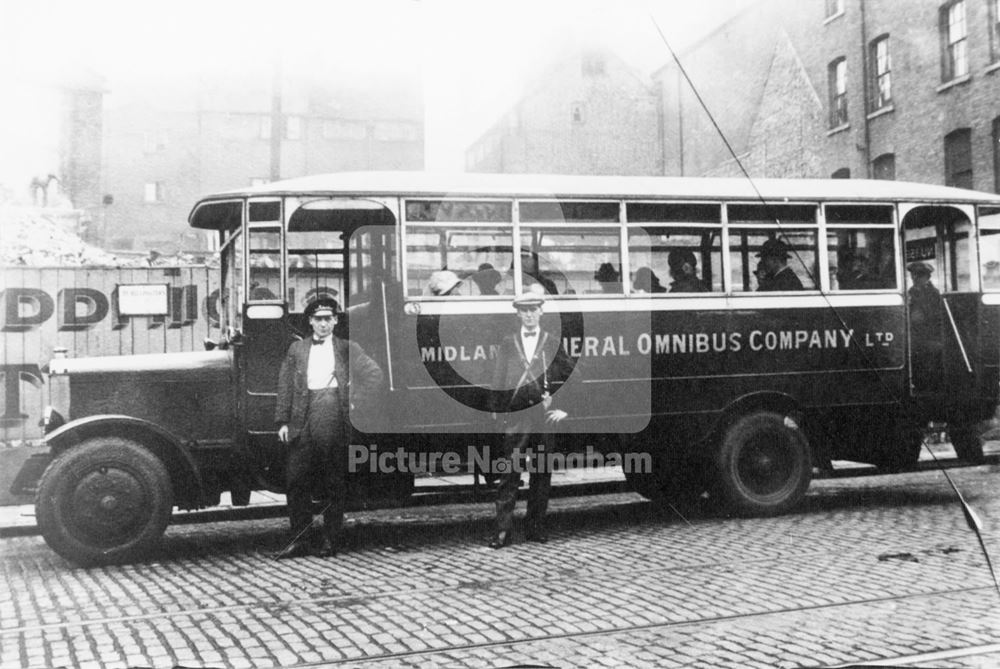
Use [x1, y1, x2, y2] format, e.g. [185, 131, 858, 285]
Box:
[2, 464, 1000, 668]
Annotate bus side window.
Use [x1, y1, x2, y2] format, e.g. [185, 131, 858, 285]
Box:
[729, 229, 818, 291]
[981, 230, 1000, 289]
[826, 229, 896, 290]
[522, 228, 619, 295]
[405, 226, 512, 297]
[627, 226, 721, 294]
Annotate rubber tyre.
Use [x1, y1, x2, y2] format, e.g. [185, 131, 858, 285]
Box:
[36, 437, 174, 566]
[950, 424, 985, 464]
[715, 411, 811, 516]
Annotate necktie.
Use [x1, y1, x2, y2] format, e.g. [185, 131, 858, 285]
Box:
[312, 337, 327, 345]
[523, 331, 537, 338]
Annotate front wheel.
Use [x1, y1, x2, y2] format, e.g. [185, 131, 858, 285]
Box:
[714, 411, 811, 516]
[36, 437, 174, 566]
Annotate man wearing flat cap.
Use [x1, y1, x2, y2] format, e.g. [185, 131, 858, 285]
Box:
[487, 286, 574, 548]
[907, 262, 943, 391]
[756, 238, 804, 291]
[274, 297, 383, 558]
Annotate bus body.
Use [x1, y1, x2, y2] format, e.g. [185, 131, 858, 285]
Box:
[16, 172, 1000, 564]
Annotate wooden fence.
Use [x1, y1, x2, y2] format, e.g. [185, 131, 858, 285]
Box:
[1, 266, 220, 444]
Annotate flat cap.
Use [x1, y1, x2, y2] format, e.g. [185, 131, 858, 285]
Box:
[907, 262, 933, 276]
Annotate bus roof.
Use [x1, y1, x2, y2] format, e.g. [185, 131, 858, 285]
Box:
[190, 171, 1000, 228]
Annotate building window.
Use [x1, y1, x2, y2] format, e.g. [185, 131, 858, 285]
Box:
[828, 57, 848, 128]
[144, 182, 165, 203]
[945, 128, 973, 188]
[870, 35, 892, 109]
[990, 0, 1000, 63]
[285, 115, 301, 140]
[992, 116, 1000, 193]
[571, 102, 585, 124]
[832, 168, 851, 178]
[825, 0, 844, 19]
[873, 153, 896, 180]
[940, 0, 968, 81]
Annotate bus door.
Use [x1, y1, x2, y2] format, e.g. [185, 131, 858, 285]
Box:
[239, 197, 397, 490]
[901, 205, 978, 400]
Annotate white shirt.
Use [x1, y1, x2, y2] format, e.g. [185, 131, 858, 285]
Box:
[307, 337, 338, 389]
[520, 327, 540, 361]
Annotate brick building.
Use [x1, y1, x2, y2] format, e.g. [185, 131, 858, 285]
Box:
[465, 49, 661, 175]
[656, 0, 1000, 192]
[102, 72, 424, 253]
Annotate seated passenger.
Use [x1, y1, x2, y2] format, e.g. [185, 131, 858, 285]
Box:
[667, 249, 708, 292]
[632, 266, 666, 293]
[471, 263, 502, 295]
[427, 269, 462, 296]
[593, 262, 622, 293]
[756, 239, 804, 291]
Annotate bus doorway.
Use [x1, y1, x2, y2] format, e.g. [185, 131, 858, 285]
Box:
[239, 198, 398, 492]
[901, 205, 988, 462]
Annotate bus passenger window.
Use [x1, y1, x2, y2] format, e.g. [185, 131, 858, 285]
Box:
[628, 227, 720, 294]
[980, 208, 1000, 289]
[826, 229, 896, 290]
[521, 228, 620, 295]
[824, 205, 896, 291]
[405, 226, 512, 297]
[729, 230, 817, 292]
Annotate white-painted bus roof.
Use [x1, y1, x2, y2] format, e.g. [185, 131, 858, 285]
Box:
[192, 171, 1000, 210]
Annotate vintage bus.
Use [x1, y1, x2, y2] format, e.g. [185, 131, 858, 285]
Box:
[14, 172, 1000, 565]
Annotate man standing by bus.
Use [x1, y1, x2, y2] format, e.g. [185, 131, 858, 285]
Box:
[488, 287, 573, 548]
[274, 297, 383, 559]
[907, 262, 943, 392]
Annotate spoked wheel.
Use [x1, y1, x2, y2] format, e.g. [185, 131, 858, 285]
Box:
[714, 411, 812, 516]
[36, 437, 174, 566]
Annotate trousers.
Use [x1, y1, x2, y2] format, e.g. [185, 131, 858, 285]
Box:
[285, 387, 346, 541]
[495, 405, 553, 534]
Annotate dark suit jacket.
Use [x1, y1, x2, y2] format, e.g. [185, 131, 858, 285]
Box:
[489, 330, 574, 414]
[275, 336, 383, 441]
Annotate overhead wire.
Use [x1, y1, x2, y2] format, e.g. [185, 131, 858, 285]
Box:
[647, 8, 999, 598]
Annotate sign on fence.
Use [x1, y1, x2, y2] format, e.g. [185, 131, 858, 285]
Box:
[1, 266, 220, 443]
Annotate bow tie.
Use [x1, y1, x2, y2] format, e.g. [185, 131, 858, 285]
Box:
[312, 337, 329, 345]
[522, 330, 538, 338]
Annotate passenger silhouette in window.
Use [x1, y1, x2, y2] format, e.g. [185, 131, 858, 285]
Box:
[667, 249, 708, 292]
[756, 239, 803, 291]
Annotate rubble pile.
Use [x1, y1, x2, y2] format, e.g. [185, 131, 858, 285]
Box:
[0, 207, 215, 267]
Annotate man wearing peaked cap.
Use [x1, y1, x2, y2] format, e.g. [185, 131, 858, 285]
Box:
[756, 238, 804, 291]
[907, 260, 942, 393]
[486, 286, 573, 548]
[273, 297, 383, 559]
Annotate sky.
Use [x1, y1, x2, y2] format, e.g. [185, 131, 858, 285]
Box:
[1, 0, 757, 176]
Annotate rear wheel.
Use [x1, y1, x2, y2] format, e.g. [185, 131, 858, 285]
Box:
[36, 437, 173, 566]
[714, 411, 811, 516]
